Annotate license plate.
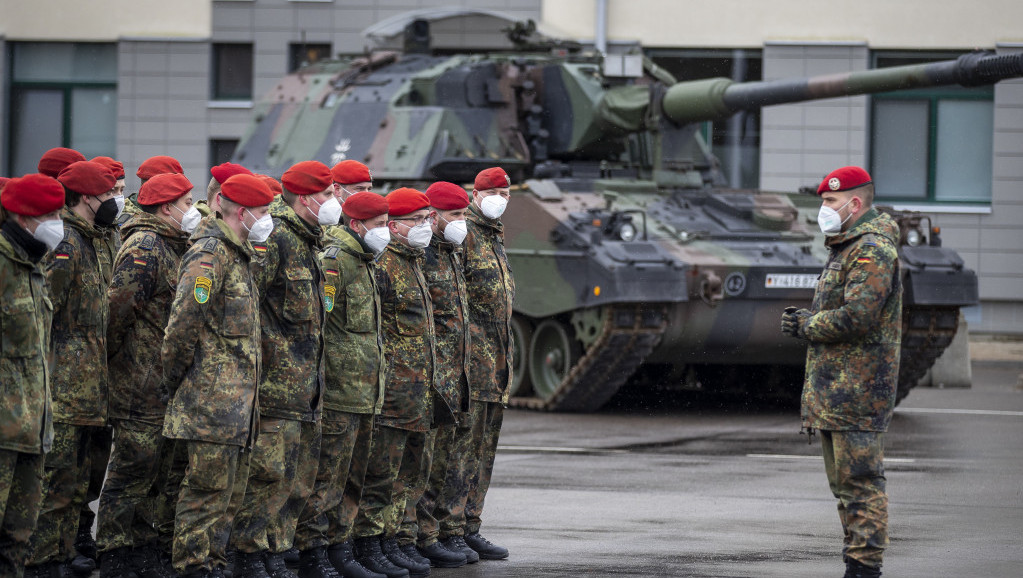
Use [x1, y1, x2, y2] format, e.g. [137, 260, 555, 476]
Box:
[765, 273, 818, 289]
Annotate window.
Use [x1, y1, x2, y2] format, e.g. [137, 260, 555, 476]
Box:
[209, 139, 240, 168]
[870, 52, 994, 204]
[212, 43, 254, 100]
[7, 42, 117, 176]
[289, 43, 332, 73]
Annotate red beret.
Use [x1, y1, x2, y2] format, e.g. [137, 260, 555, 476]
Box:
[136, 156, 183, 181]
[220, 174, 274, 208]
[211, 162, 252, 184]
[38, 147, 86, 178]
[386, 187, 430, 217]
[342, 192, 389, 220]
[426, 181, 470, 210]
[138, 173, 194, 206]
[1, 174, 66, 217]
[282, 161, 332, 195]
[817, 166, 872, 195]
[91, 156, 125, 180]
[331, 160, 372, 185]
[474, 167, 510, 191]
[257, 175, 283, 196]
[58, 161, 117, 196]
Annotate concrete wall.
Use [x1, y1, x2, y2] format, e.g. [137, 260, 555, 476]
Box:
[0, 0, 211, 40]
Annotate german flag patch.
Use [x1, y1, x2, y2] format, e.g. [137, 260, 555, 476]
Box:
[856, 257, 872, 264]
[252, 244, 268, 253]
[200, 261, 215, 270]
[325, 268, 339, 276]
[134, 258, 147, 266]
[55, 252, 70, 260]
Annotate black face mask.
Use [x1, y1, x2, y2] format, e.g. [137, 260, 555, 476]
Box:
[92, 197, 119, 228]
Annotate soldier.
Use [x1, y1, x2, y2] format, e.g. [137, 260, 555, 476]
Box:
[162, 173, 272, 577]
[24, 161, 118, 578]
[297, 192, 390, 578]
[409, 182, 475, 568]
[36, 147, 86, 179]
[230, 161, 333, 578]
[351, 188, 440, 578]
[0, 174, 63, 578]
[96, 173, 199, 577]
[200, 162, 253, 217]
[460, 167, 515, 560]
[781, 166, 902, 578]
[330, 161, 373, 205]
[129, 156, 185, 224]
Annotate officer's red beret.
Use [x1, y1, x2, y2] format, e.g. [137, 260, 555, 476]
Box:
[426, 181, 470, 210]
[211, 162, 252, 185]
[331, 160, 372, 185]
[282, 161, 332, 195]
[58, 161, 117, 196]
[257, 175, 283, 196]
[220, 174, 274, 208]
[138, 173, 194, 206]
[386, 188, 430, 217]
[343, 192, 389, 220]
[38, 147, 86, 178]
[91, 156, 125, 180]
[1, 174, 65, 217]
[817, 166, 872, 195]
[136, 156, 183, 181]
[474, 167, 510, 191]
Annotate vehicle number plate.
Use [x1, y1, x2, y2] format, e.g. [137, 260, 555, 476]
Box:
[765, 273, 818, 289]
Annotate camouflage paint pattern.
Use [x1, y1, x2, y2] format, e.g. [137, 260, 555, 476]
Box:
[0, 450, 45, 577]
[96, 420, 168, 552]
[416, 422, 473, 543]
[464, 401, 503, 535]
[820, 430, 888, 568]
[154, 439, 188, 553]
[423, 235, 471, 424]
[329, 413, 374, 544]
[294, 410, 361, 550]
[352, 424, 410, 540]
[392, 429, 431, 546]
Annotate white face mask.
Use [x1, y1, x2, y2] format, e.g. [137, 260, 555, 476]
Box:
[405, 221, 433, 248]
[31, 218, 65, 251]
[477, 194, 508, 219]
[441, 217, 467, 245]
[113, 194, 126, 219]
[362, 226, 390, 255]
[172, 205, 202, 234]
[817, 198, 854, 236]
[311, 195, 342, 226]
[244, 209, 274, 242]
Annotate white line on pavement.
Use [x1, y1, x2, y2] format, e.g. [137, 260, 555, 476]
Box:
[747, 454, 916, 463]
[895, 407, 1023, 417]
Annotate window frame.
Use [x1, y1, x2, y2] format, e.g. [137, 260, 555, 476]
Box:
[211, 42, 254, 101]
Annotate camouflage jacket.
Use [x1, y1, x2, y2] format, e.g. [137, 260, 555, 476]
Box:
[802, 208, 903, 432]
[320, 225, 385, 415]
[0, 231, 54, 454]
[375, 240, 436, 432]
[463, 204, 516, 403]
[44, 208, 112, 426]
[107, 213, 190, 424]
[251, 204, 326, 422]
[423, 235, 471, 425]
[161, 217, 260, 447]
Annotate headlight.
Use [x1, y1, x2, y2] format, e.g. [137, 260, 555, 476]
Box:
[618, 222, 637, 242]
[906, 228, 922, 246]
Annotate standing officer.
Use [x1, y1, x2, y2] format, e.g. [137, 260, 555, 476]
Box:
[460, 167, 515, 561]
[299, 192, 390, 578]
[0, 174, 63, 578]
[781, 166, 902, 578]
[162, 173, 272, 577]
[126, 156, 185, 225]
[200, 162, 253, 217]
[97, 173, 198, 577]
[410, 182, 474, 568]
[330, 161, 373, 205]
[24, 161, 118, 578]
[36, 147, 85, 180]
[230, 161, 332, 578]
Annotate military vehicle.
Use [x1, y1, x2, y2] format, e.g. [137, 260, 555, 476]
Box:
[234, 19, 1021, 411]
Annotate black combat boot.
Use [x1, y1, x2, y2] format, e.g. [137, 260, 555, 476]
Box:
[352, 537, 409, 578]
[264, 551, 299, 578]
[231, 551, 271, 578]
[415, 542, 465, 568]
[844, 559, 882, 578]
[439, 536, 478, 564]
[379, 538, 428, 578]
[282, 547, 300, 568]
[71, 523, 98, 575]
[25, 561, 73, 578]
[132, 545, 177, 578]
[326, 541, 385, 578]
[297, 546, 341, 578]
[98, 547, 137, 578]
[397, 544, 429, 568]
[463, 532, 508, 560]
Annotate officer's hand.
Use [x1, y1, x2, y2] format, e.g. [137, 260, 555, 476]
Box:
[781, 307, 811, 338]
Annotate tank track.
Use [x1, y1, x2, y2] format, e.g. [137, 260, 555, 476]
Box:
[509, 304, 668, 412]
[895, 306, 960, 403]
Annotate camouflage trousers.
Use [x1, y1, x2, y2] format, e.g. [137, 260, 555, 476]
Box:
[78, 424, 112, 549]
[26, 423, 106, 566]
[395, 428, 435, 546]
[172, 440, 249, 573]
[96, 419, 169, 552]
[352, 425, 428, 540]
[820, 430, 888, 568]
[294, 410, 362, 551]
[154, 439, 187, 554]
[465, 401, 503, 535]
[231, 418, 320, 554]
[414, 422, 473, 545]
[0, 449, 45, 577]
[329, 413, 374, 545]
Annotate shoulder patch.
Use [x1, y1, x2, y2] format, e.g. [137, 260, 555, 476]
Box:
[861, 233, 877, 247]
[324, 246, 340, 259]
[194, 276, 212, 304]
[139, 234, 157, 250]
[200, 238, 220, 253]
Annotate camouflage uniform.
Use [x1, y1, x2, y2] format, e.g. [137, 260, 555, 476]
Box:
[96, 212, 189, 554]
[0, 224, 54, 577]
[353, 240, 435, 541]
[461, 204, 515, 536]
[231, 204, 325, 556]
[408, 235, 471, 547]
[799, 207, 902, 569]
[294, 226, 385, 551]
[161, 216, 261, 573]
[26, 208, 112, 568]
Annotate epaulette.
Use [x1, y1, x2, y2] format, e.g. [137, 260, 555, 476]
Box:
[139, 233, 157, 251]
[861, 233, 877, 247]
[199, 238, 221, 253]
[323, 246, 340, 260]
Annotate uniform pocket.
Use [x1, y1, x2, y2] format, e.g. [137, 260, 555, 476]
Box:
[221, 294, 253, 338]
[345, 284, 374, 333]
[1, 298, 40, 358]
[395, 288, 428, 336]
[283, 267, 315, 322]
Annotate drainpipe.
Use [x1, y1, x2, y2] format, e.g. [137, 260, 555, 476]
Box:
[595, 0, 608, 55]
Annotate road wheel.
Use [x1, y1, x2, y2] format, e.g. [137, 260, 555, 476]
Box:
[510, 314, 534, 397]
[528, 319, 580, 403]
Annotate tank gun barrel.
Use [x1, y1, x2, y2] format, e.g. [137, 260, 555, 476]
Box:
[661, 51, 1023, 124]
